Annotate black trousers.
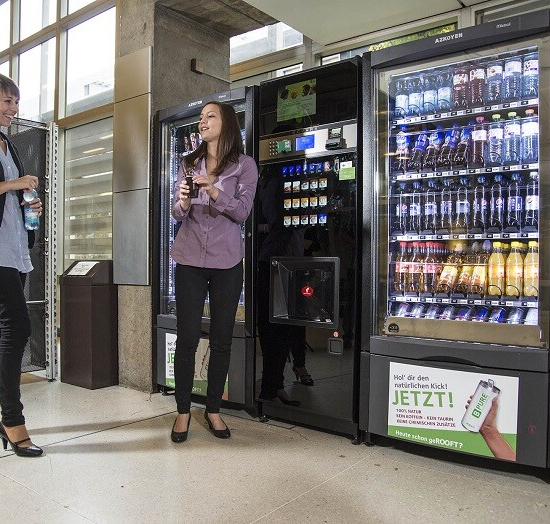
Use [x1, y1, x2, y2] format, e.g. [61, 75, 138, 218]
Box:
[174, 262, 243, 414]
[0, 267, 31, 427]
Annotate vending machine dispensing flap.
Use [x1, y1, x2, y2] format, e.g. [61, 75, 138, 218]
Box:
[269, 257, 339, 328]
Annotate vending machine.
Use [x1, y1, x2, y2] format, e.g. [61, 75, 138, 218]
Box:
[153, 87, 258, 411]
[362, 11, 550, 466]
[256, 58, 363, 435]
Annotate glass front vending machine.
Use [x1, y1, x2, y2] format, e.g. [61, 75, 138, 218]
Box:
[362, 11, 550, 466]
[153, 87, 258, 412]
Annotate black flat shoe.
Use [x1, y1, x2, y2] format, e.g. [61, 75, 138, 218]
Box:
[204, 411, 231, 439]
[276, 390, 301, 407]
[171, 414, 191, 443]
[293, 366, 314, 386]
[0, 423, 43, 457]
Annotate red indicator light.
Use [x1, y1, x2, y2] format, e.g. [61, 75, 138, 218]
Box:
[301, 285, 314, 297]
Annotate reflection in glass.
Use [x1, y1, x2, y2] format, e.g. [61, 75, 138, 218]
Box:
[0, 0, 10, 51]
[19, 0, 56, 41]
[18, 38, 55, 122]
[64, 118, 113, 269]
[65, 8, 115, 116]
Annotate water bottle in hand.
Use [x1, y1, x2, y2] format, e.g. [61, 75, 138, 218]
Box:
[23, 189, 39, 231]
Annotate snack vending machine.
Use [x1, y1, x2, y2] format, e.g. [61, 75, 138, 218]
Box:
[154, 87, 258, 411]
[362, 11, 550, 466]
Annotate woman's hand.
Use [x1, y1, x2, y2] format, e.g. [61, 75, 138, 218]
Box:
[3, 175, 39, 193]
[178, 178, 193, 211]
[193, 174, 219, 201]
[23, 193, 43, 216]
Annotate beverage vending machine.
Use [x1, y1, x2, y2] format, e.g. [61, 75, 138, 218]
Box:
[256, 58, 363, 435]
[153, 87, 258, 411]
[362, 11, 550, 466]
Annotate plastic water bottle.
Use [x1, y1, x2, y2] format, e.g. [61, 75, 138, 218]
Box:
[23, 189, 39, 231]
[521, 108, 538, 163]
[524, 171, 539, 232]
[408, 181, 424, 234]
[394, 78, 409, 119]
[436, 69, 453, 112]
[452, 67, 469, 110]
[453, 122, 473, 168]
[422, 73, 438, 114]
[471, 175, 488, 233]
[393, 125, 410, 172]
[488, 174, 506, 232]
[408, 130, 429, 171]
[408, 75, 423, 117]
[422, 125, 444, 171]
[503, 111, 521, 165]
[522, 52, 538, 99]
[485, 61, 503, 105]
[436, 123, 460, 169]
[454, 177, 470, 233]
[502, 56, 522, 102]
[423, 180, 439, 234]
[470, 116, 486, 168]
[469, 65, 486, 107]
[486, 113, 504, 167]
[505, 172, 523, 233]
[439, 178, 454, 233]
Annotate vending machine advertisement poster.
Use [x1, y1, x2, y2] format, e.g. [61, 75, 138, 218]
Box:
[276, 78, 316, 122]
[388, 362, 519, 461]
[165, 334, 228, 398]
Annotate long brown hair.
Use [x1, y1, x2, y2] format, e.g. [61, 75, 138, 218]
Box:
[0, 74, 20, 99]
[184, 102, 243, 176]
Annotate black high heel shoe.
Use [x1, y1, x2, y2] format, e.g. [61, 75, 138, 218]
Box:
[292, 366, 314, 386]
[204, 411, 231, 439]
[0, 423, 43, 457]
[276, 389, 301, 407]
[171, 414, 191, 443]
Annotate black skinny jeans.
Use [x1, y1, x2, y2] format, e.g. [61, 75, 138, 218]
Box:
[0, 267, 31, 427]
[174, 262, 243, 414]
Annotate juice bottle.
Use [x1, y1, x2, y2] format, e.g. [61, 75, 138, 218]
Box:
[455, 250, 475, 294]
[470, 241, 490, 296]
[435, 243, 463, 294]
[407, 241, 424, 293]
[505, 241, 524, 298]
[393, 242, 409, 293]
[487, 241, 505, 296]
[422, 242, 439, 294]
[523, 241, 539, 298]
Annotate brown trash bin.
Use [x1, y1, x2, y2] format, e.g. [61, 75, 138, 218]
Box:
[60, 260, 118, 389]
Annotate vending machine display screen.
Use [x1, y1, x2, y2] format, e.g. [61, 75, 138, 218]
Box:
[296, 135, 315, 151]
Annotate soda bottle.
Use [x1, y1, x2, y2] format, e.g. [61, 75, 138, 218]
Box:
[505, 172, 523, 233]
[452, 68, 469, 110]
[523, 241, 539, 298]
[394, 78, 409, 118]
[393, 125, 410, 172]
[487, 173, 506, 232]
[391, 182, 409, 234]
[486, 113, 504, 167]
[438, 177, 454, 233]
[470, 240, 491, 296]
[455, 249, 476, 295]
[502, 56, 522, 102]
[408, 75, 423, 117]
[422, 73, 438, 114]
[524, 171, 539, 232]
[503, 112, 521, 165]
[422, 180, 439, 234]
[393, 241, 409, 293]
[23, 189, 40, 231]
[487, 242, 506, 297]
[422, 125, 444, 171]
[408, 181, 423, 234]
[453, 122, 473, 169]
[469, 64, 486, 107]
[435, 243, 464, 295]
[470, 175, 488, 233]
[408, 130, 429, 171]
[407, 241, 423, 293]
[505, 241, 524, 298]
[521, 108, 538, 164]
[436, 69, 453, 112]
[470, 116, 486, 169]
[422, 242, 439, 294]
[485, 61, 503, 105]
[454, 176, 470, 233]
[436, 123, 460, 170]
[522, 52, 539, 99]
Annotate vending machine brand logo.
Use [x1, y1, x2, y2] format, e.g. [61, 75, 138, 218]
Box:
[435, 33, 463, 44]
[388, 323, 399, 333]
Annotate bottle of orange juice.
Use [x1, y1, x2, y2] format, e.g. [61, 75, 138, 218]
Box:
[523, 241, 539, 298]
[505, 241, 524, 298]
[487, 241, 505, 297]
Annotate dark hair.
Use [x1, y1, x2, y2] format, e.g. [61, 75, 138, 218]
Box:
[184, 102, 243, 176]
[0, 74, 20, 98]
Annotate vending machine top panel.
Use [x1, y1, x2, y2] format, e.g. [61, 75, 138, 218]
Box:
[371, 10, 550, 68]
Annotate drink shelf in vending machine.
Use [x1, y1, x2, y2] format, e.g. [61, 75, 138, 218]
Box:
[391, 163, 539, 181]
[390, 293, 538, 308]
[390, 232, 539, 241]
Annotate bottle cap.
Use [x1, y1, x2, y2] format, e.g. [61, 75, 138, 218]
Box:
[507, 111, 517, 117]
[492, 114, 501, 120]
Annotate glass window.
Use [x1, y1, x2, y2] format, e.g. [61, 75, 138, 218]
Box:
[68, 0, 95, 14]
[18, 38, 55, 122]
[64, 118, 113, 269]
[0, 61, 9, 77]
[230, 23, 303, 65]
[65, 8, 115, 116]
[0, 0, 10, 51]
[19, 0, 56, 41]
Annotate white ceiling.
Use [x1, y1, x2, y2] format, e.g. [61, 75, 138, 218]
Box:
[241, 0, 497, 45]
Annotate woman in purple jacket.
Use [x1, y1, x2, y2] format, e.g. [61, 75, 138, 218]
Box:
[170, 102, 257, 442]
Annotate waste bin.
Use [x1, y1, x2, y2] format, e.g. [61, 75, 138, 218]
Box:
[60, 260, 118, 389]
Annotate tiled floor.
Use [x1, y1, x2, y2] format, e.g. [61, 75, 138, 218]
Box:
[1, 375, 549, 523]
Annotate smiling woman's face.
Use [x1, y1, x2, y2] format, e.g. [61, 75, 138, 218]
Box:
[0, 90, 19, 128]
[198, 103, 223, 143]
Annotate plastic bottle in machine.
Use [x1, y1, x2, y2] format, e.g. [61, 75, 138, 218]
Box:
[503, 112, 521, 165]
[452, 67, 469, 110]
[521, 108, 539, 164]
[406, 241, 424, 293]
[485, 60, 503, 105]
[487, 173, 507, 233]
[502, 55, 522, 102]
[391, 182, 409, 234]
[505, 172, 523, 233]
[422, 125, 444, 171]
[470, 116, 486, 169]
[436, 69, 453, 112]
[523, 241, 539, 299]
[505, 241, 524, 298]
[422, 72, 438, 114]
[436, 123, 460, 170]
[393, 241, 409, 293]
[454, 176, 470, 233]
[435, 243, 464, 295]
[408, 130, 429, 171]
[487, 241, 506, 297]
[470, 175, 488, 234]
[438, 177, 454, 233]
[522, 52, 539, 99]
[394, 78, 409, 119]
[422, 179, 439, 234]
[408, 75, 423, 117]
[486, 114, 504, 167]
[524, 171, 539, 232]
[469, 64, 486, 107]
[408, 181, 423, 234]
[453, 122, 473, 169]
[393, 125, 410, 172]
[470, 240, 491, 296]
[422, 242, 439, 295]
